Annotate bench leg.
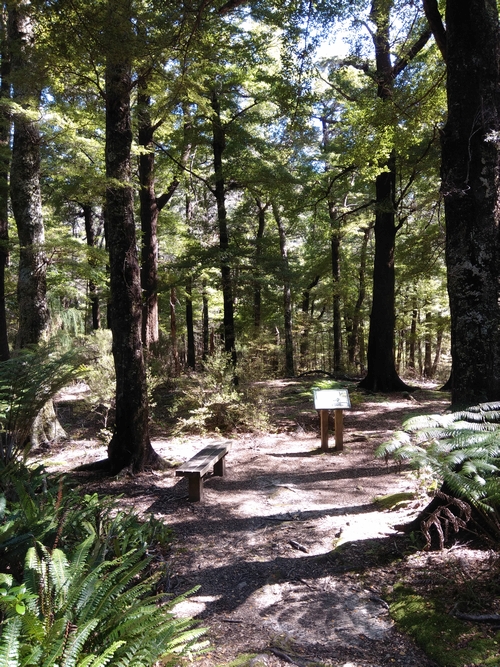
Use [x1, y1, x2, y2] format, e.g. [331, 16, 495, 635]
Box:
[213, 455, 226, 477]
[187, 475, 203, 502]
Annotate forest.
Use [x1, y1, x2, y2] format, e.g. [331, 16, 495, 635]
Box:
[1, 0, 500, 665]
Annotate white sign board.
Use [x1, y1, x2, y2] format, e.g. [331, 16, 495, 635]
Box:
[313, 389, 351, 410]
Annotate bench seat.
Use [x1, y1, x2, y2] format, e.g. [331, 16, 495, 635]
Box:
[175, 444, 229, 501]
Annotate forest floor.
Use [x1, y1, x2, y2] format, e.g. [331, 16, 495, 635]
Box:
[37, 377, 500, 667]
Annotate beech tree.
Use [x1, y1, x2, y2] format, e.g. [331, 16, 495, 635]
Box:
[356, 0, 432, 391]
[424, 0, 500, 405]
[104, 0, 160, 473]
[9, 0, 49, 348]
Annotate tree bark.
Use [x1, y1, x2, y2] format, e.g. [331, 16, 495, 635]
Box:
[9, 1, 48, 348]
[82, 204, 100, 331]
[0, 6, 10, 361]
[186, 276, 195, 369]
[211, 90, 236, 366]
[202, 279, 209, 360]
[441, 0, 500, 404]
[170, 286, 180, 375]
[253, 199, 267, 331]
[104, 0, 159, 473]
[137, 86, 160, 350]
[272, 202, 294, 377]
[347, 226, 371, 368]
[330, 204, 343, 372]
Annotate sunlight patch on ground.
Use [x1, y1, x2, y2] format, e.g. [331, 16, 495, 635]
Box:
[172, 595, 222, 618]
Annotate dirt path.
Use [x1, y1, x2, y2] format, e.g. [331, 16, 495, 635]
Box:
[47, 380, 454, 667]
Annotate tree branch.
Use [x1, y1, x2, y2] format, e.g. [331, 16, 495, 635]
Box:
[218, 0, 250, 16]
[392, 28, 432, 79]
[423, 0, 447, 61]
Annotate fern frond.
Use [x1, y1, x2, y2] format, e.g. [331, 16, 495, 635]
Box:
[77, 641, 125, 667]
[0, 616, 21, 666]
[61, 618, 99, 667]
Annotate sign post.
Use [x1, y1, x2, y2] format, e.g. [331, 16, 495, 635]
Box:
[313, 389, 351, 452]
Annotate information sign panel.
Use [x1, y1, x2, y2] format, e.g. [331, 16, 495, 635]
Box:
[313, 388, 351, 410]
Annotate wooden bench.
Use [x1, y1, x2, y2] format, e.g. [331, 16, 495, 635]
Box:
[175, 444, 229, 501]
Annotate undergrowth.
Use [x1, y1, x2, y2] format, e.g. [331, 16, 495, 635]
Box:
[166, 351, 270, 434]
[0, 461, 205, 666]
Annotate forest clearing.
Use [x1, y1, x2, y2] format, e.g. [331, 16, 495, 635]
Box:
[27, 378, 498, 667]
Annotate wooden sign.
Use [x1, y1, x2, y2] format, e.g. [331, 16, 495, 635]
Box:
[313, 389, 351, 452]
[313, 389, 351, 410]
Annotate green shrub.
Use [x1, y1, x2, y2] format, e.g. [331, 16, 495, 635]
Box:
[0, 462, 173, 580]
[170, 350, 270, 434]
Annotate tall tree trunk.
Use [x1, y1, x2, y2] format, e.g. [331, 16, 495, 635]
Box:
[300, 275, 320, 366]
[408, 299, 418, 370]
[186, 276, 195, 369]
[137, 81, 183, 351]
[9, 2, 48, 348]
[202, 279, 209, 360]
[423, 311, 433, 377]
[253, 199, 267, 331]
[211, 90, 236, 366]
[329, 203, 343, 372]
[170, 286, 180, 375]
[347, 225, 371, 367]
[137, 86, 160, 350]
[104, 0, 159, 474]
[441, 0, 500, 404]
[272, 202, 294, 378]
[82, 204, 100, 331]
[0, 6, 10, 360]
[358, 0, 428, 391]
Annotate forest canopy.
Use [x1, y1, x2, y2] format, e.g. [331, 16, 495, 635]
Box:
[0, 0, 498, 471]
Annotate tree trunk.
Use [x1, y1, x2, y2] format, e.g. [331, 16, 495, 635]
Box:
[347, 225, 371, 368]
[300, 275, 320, 367]
[358, 0, 425, 392]
[330, 205, 343, 372]
[137, 86, 160, 350]
[170, 286, 180, 375]
[82, 204, 100, 331]
[0, 6, 10, 361]
[202, 280, 209, 360]
[441, 0, 500, 404]
[186, 276, 195, 369]
[104, 0, 159, 474]
[9, 2, 48, 348]
[272, 202, 294, 377]
[253, 199, 267, 331]
[211, 90, 236, 367]
[408, 300, 418, 370]
[359, 152, 410, 391]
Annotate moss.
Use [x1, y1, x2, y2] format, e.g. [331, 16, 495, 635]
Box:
[389, 584, 500, 666]
[373, 491, 416, 510]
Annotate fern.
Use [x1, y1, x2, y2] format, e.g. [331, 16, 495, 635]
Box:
[0, 340, 89, 464]
[1, 538, 206, 666]
[0, 616, 21, 666]
[377, 401, 500, 542]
